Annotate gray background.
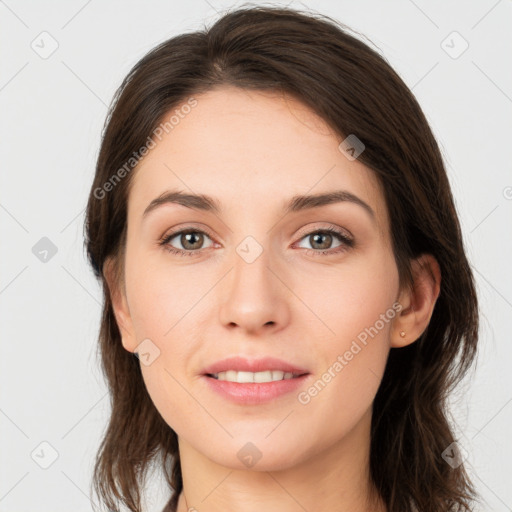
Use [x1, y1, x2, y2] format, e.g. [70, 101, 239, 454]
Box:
[1, 0, 511, 510]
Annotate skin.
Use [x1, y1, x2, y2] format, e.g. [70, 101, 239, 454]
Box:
[106, 86, 441, 512]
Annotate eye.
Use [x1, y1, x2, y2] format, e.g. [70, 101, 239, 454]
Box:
[294, 225, 354, 256]
[158, 224, 354, 258]
[158, 228, 215, 257]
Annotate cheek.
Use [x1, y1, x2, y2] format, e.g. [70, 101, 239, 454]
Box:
[293, 250, 398, 418]
[124, 245, 203, 340]
[295, 248, 399, 347]
[123, 249, 208, 422]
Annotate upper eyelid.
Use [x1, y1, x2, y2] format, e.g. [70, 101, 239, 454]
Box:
[295, 222, 352, 240]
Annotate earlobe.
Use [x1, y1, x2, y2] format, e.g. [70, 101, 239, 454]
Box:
[391, 254, 441, 348]
[103, 257, 137, 353]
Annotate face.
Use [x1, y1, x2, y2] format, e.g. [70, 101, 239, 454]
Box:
[114, 86, 402, 471]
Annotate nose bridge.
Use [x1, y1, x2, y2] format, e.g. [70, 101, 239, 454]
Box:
[218, 232, 289, 332]
[233, 235, 272, 290]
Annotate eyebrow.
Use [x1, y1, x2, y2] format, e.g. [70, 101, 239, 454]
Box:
[142, 188, 375, 222]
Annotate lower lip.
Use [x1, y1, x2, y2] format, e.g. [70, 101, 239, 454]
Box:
[201, 374, 310, 405]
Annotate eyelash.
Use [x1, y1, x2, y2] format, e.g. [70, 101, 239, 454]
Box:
[157, 224, 354, 258]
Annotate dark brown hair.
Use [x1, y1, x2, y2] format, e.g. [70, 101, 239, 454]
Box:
[84, 5, 480, 512]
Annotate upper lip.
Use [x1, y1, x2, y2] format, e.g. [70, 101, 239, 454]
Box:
[202, 356, 310, 376]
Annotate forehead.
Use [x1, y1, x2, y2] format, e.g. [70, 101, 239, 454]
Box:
[128, 86, 388, 234]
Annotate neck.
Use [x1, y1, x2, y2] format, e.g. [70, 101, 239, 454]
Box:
[175, 406, 386, 512]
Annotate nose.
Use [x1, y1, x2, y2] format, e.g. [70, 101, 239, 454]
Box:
[218, 247, 290, 335]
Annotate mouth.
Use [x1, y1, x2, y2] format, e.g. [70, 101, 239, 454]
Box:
[201, 356, 310, 381]
[206, 370, 309, 383]
[200, 356, 311, 404]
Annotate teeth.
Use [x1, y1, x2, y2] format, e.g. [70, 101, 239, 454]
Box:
[211, 370, 297, 383]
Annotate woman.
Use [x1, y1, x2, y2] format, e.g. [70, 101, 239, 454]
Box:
[84, 6, 480, 512]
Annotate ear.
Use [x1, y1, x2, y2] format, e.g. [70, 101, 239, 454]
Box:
[391, 253, 441, 348]
[103, 257, 137, 353]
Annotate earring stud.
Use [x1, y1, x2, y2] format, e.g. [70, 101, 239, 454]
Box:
[399, 331, 406, 337]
